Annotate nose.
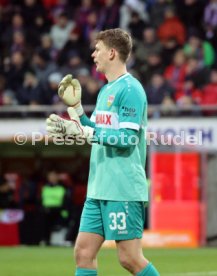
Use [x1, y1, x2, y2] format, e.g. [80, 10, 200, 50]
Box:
[91, 51, 95, 58]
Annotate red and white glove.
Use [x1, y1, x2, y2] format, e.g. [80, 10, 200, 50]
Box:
[46, 107, 94, 140]
[58, 74, 84, 116]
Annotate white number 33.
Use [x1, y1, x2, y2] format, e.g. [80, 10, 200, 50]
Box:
[109, 212, 126, 230]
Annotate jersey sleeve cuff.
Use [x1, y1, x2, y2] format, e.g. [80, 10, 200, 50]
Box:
[119, 122, 140, 131]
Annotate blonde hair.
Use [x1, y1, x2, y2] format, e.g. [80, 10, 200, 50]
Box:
[96, 28, 132, 63]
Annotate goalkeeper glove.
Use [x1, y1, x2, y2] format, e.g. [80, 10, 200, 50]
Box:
[46, 107, 94, 140]
[58, 74, 84, 116]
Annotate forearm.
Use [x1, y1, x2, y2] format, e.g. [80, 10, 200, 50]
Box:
[93, 128, 138, 148]
[80, 114, 95, 128]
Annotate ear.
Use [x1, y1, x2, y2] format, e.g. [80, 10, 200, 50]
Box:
[109, 48, 116, 60]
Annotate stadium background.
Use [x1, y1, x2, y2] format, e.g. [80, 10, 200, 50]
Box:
[0, 0, 217, 275]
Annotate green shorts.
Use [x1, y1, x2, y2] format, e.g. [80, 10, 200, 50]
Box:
[79, 198, 145, 240]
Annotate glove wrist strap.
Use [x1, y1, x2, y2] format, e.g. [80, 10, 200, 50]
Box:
[83, 126, 94, 143]
[74, 103, 84, 117]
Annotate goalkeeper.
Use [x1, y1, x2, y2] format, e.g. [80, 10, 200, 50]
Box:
[46, 28, 159, 276]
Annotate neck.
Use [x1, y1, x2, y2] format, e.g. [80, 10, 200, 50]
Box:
[105, 63, 128, 82]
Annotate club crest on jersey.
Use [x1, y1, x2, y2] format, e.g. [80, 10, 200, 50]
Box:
[107, 95, 115, 107]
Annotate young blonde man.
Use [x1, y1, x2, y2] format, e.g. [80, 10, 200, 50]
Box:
[46, 28, 160, 276]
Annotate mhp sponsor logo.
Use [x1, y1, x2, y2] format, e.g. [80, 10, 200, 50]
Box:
[122, 106, 137, 117]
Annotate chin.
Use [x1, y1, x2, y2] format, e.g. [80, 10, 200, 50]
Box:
[96, 66, 102, 73]
[96, 65, 106, 74]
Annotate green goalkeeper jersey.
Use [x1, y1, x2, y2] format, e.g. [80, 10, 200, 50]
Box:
[86, 73, 148, 201]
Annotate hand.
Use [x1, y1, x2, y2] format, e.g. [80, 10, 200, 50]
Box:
[58, 74, 84, 116]
[46, 107, 94, 140]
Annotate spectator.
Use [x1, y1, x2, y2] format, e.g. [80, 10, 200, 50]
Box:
[140, 51, 165, 85]
[164, 49, 187, 91]
[184, 56, 210, 88]
[161, 36, 182, 67]
[134, 26, 162, 65]
[204, 0, 217, 29]
[65, 165, 87, 243]
[60, 51, 89, 77]
[149, 0, 171, 28]
[0, 74, 17, 106]
[175, 79, 202, 106]
[46, 0, 71, 23]
[74, 0, 94, 31]
[203, 0, 217, 49]
[2, 90, 18, 106]
[145, 72, 174, 105]
[24, 3, 52, 48]
[82, 29, 99, 65]
[176, 94, 201, 116]
[184, 30, 215, 67]
[119, 0, 149, 31]
[41, 0, 59, 10]
[127, 52, 141, 81]
[157, 6, 186, 46]
[50, 12, 74, 51]
[38, 72, 62, 105]
[58, 27, 84, 66]
[10, 31, 28, 57]
[41, 170, 67, 245]
[19, 174, 39, 209]
[19, 173, 42, 245]
[98, 0, 120, 30]
[76, 67, 91, 87]
[5, 51, 29, 92]
[0, 175, 16, 209]
[2, 13, 25, 52]
[82, 76, 99, 105]
[128, 0, 148, 20]
[22, 0, 46, 29]
[175, 0, 206, 31]
[161, 94, 176, 116]
[40, 33, 57, 62]
[31, 49, 57, 87]
[128, 11, 147, 40]
[201, 67, 217, 115]
[80, 10, 98, 43]
[17, 71, 41, 105]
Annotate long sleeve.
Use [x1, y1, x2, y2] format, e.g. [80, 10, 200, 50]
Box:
[80, 113, 95, 128]
[93, 128, 139, 148]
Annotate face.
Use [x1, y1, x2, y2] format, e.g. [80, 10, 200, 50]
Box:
[152, 74, 164, 88]
[12, 14, 23, 27]
[185, 0, 196, 5]
[92, 40, 112, 73]
[210, 70, 217, 83]
[12, 52, 23, 66]
[13, 31, 24, 44]
[47, 171, 59, 184]
[143, 28, 155, 43]
[41, 35, 52, 48]
[186, 58, 198, 73]
[24, 73, 36, 86]
[58, 16, 67, 28]
[174, 50, 186, 66]
[189, 36, 201, 48]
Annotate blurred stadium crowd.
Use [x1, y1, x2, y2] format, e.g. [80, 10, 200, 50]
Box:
[1, 0, 216, 245]
[0, 166, 88, 245]
[0, 0, 216, 115]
